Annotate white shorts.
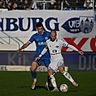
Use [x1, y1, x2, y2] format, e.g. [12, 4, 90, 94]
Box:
[48, 55, 64, 71]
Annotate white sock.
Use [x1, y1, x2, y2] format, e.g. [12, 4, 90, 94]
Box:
[50, 75, 57, 88]
[63, 71, 75, 83]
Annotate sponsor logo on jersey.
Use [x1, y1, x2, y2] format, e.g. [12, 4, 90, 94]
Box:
[45, 37, 48, 40]
[38, 42, 46, 45]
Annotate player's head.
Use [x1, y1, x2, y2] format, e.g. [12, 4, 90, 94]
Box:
[50, 30, 57, 41]
[36, 22, 44, 34]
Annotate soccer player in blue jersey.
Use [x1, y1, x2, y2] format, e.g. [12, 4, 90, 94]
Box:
[18, 22, 50, 90]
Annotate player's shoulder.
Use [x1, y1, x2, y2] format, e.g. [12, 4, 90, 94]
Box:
[58, 39, 64, 42]
[46, 39, 50, 43]
[31, 33, 39, 38]
[56, 39, 63, 42]
[58, 39, 68, 44]
[30, 33, 39, 41]
[60, 39, 68, 46]
[44, 31, 50, 35]
[33, 32, 38, 36]
[45, 31, 50, 34]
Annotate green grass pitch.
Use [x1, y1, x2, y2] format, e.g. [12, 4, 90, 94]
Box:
[0, 71, 96, 96]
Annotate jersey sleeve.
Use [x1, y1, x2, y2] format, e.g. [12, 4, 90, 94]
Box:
[60, 40, 68, 47]
[28, 35, 35, 44]
[47, 32, 51, 39]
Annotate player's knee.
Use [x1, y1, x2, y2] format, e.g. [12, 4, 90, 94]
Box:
[31, 62, 38, 71]
[59, 67, 64, 73]
[48, 69, 53, 76]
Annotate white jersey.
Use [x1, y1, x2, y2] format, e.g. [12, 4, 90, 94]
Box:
[46, 39, 68, 71]
[46, 39, 68, 56]
[40, 38, 78, 71]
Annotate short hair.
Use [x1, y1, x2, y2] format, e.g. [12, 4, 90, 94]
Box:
[36, 22, 43, 28]
[51, 29, 56, 32]
[51, 29, 57, 35]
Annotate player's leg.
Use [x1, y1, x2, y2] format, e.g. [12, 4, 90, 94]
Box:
[31, 61, 39, 89]
[48, 69, 59, 92]
[48, 59, 59, 91]
[44, 59, 51, 90]
[45, 73, 50, 90]
[58, 66, 78, 87]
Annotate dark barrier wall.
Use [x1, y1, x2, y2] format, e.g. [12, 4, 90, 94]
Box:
[0, 51, 96, 71]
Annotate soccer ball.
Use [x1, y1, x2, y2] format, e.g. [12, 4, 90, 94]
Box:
[60, 84, 68, 92]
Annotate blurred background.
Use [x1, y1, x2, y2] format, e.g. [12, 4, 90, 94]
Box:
[0, 0, 95, 10]
[0, 0, 95, 71]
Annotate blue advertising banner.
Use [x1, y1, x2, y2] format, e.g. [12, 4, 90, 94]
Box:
[0, 51, 96, 71]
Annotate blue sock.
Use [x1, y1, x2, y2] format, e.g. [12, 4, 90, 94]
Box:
[31, 70, 37, 80]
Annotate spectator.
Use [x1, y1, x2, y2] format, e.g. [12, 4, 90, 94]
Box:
[9, 2, 17, 10]
[84, 0, 93, 9]
[0, 0, 6, 8]
[16, 0, 25, 10]
[0, 0, 94, 10]
[75, 0, 85, 10]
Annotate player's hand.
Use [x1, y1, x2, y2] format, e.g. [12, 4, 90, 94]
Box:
[35, 57, 41, 61]
[17, 48, 22, 52]
[78, 51, 84, 55]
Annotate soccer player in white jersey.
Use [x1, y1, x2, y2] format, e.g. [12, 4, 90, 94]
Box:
[35, 30, 84, 91]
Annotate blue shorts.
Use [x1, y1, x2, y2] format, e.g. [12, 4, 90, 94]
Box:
[35, 58, 50, 67]
[38, 58, 50, 67]
[33, 52, 50, 67]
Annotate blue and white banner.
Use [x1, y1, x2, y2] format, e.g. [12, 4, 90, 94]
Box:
[0, 10, 95, 37]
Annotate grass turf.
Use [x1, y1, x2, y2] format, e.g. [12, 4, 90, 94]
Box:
[0, 71, 96, 96]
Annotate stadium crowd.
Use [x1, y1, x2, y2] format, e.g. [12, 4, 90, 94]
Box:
[0, 0, 95, 10]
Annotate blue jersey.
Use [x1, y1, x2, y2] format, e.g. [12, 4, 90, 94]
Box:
[29, 31, 50, 62]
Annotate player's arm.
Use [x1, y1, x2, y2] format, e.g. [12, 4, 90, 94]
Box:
[39, 47, 48, 57]
[62, 40, 84, 55]
[18, 35, 34, 52]
[35, 47, 48, 61]
[18, 41, 30, 52]
[67, 44, 84, 55]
